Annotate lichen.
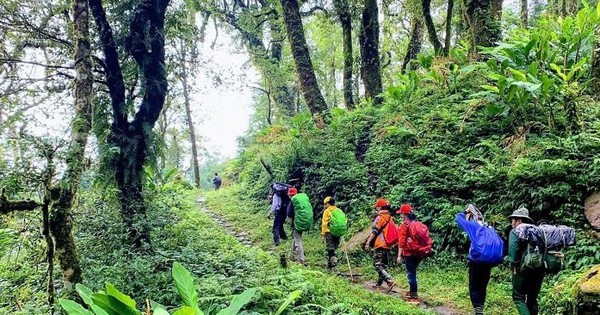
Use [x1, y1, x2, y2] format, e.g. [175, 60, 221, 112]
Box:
[577, 265, 600, 296]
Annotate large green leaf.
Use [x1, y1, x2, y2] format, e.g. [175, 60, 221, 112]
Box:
[59, 299, 94, 315]
[274, 290, 302, 315]
[173, 306, 197, 315]
[90, 293, 140, 315]
[105, 283, 136, 309]
[216, 288, 257, 315]
[76, 284, 109, 315]
[172, 262, 199, 309]
[151, 301, 171, 315]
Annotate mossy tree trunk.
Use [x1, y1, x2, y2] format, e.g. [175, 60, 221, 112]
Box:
[90, 0, 170, 248]
[48, 0, 93, 286]
[402, 18, 423, 73]
[463, 0, 503, 55]
[333, 0, 355, 109]
[422, 0, 443, 55]
[592, 27, 600, 97]
[359, 0, 383, 105]
[280, 0, 328, 124]
[520, 0, 528, 27]
[444, 0, 454, 56]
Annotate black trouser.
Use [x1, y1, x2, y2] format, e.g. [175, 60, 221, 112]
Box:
[325, 233, 340, 268]
[272, 211, 287, 245]
[468, 262, 493, 313]
[374, 248, 393, 285]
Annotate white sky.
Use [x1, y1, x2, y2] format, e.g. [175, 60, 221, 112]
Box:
[190, 24, 259, 161]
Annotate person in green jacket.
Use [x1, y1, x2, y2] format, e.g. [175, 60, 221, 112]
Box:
[508, 207, 545, 315]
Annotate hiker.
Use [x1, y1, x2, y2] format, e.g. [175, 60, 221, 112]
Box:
[456, 204, 504, 315]
[212, 173, 222, 190]
[508, 207, 545, 315]
[321, 196, 347, 269]
[268, 182, 291, 246]
[364, 198, 397, 292]
[397, 204, 433, 303]
[286, 187, 313, 264]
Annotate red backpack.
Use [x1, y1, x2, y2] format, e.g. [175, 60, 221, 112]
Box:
[383, 217, 399, 247]
[406, 221, 433, 257]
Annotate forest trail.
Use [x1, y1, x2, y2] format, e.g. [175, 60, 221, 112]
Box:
[197, 197, 464, 315]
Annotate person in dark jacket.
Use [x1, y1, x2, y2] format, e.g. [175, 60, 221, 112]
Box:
[456, 205, 496, 315]
[508, 207, 545, 315]
[212, 173, 222, 190]
[268, 182, 290, 246]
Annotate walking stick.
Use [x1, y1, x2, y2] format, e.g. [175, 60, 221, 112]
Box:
[341, 236, 354, 282]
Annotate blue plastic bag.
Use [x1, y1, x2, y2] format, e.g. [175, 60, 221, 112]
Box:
[470, 225, 504, 265]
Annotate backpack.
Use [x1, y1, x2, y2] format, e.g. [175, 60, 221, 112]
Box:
[291, 193, 313, 232]
[406, 221, 433, 257]
[469, 225, 504, 265]
[329, 207, 348, 237]
[383, 217, 399, 247]
[521, 243, 544, 271]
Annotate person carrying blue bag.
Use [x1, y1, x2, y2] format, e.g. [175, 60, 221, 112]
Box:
[456, 204, 505, 315]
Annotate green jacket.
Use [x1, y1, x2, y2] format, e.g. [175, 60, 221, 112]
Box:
[508, 229, 523, 268]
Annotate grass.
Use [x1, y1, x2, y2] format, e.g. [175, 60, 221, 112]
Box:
[205, 185, 519, 315]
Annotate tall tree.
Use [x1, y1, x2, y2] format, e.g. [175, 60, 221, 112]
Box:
[422, 0, 443, 54]
[359, 0, 383, 104]
[463, 0, 503, 55]
[444, 0, 454, 56]
[280, 0, 329, 124]
[333, 0, 355, 109]
[89, 0, 170, 248]
[48, 0, 94, 285]
[402, 18, 423, 73]
[520, 0, 528, 27]
[592, 27, 600, 97]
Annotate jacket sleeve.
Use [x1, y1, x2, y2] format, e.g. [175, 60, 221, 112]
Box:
[455, 212, 480, 241]
[371, 216, 383, 235]
[508, 230, 521, 268]
[398, 222, 408, 249]
[287, 202, 294, 219]
[270, 194, 281, 216]
[321, 209, 331, 235]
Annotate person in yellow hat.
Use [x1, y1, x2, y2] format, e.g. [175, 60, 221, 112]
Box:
[322, 196, 341, 269]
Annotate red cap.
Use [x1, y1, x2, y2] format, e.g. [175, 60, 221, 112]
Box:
[373, 198, 389, 208]
[397, 204, 412, 214]
[288, 187, 298, 196]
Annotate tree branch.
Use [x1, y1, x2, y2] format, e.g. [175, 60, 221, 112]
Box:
[0, 193, 42, 214]
[300, 6, 329, 17]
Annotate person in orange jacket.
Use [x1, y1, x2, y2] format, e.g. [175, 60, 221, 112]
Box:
[364, 198, 396, 292]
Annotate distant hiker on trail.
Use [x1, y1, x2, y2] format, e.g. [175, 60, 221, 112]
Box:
[456, 204, 504, 315]
[364, 198, 397, 292]
[321, 196, 347, 269]
[286, 187, 313, 264]
[508, 207, 545, 315]
[268, 182, 291, 246]
[396, 204, 433, 303]
[212, 173, 222, 190]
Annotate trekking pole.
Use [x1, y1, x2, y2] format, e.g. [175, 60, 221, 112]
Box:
[341, 236, 354, 282]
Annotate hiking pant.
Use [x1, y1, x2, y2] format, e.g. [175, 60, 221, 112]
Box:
[272, 211, 287, 246]
[292, 229, 305, 263]
[404, 255, 422, 295]
[325, 233, 340, 268]
[374, 248, 393, 285]
[512, 269, 545, 315]
[468, 262, 493, 314]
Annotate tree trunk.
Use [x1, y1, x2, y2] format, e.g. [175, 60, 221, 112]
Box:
[333, 0, 355, 109]
[463, 0, 503, 55]
[520, 0, 528, 27]
[91, 0, 170, 248]
[49, 0, 93, 286]
[359, 0, 383, 105]
[402, 18, 424, 73]
[422, 0, 444, 55]
[280, 0, 328, 123]
[444, 0, 454, 56]
[178, 43, 200, 188]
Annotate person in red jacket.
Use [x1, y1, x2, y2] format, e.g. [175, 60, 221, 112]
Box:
[397, 203, 422, 303]
[364, 198, 396, 292]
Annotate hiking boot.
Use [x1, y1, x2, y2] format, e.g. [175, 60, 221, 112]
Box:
[406, 297, 421, 304]
[329, 256, 338, 267]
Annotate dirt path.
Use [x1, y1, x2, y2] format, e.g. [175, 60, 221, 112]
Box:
[197, 198, 464, 315]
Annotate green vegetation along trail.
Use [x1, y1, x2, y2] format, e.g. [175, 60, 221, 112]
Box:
[197, 196, 463, 315]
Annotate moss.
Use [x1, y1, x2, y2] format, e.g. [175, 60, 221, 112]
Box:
[577, 265, 600, 296]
